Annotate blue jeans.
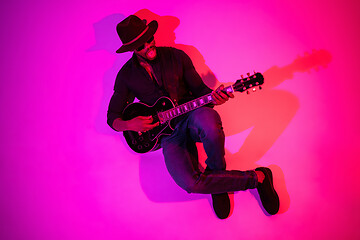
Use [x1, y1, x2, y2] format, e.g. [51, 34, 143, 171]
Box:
[161, 107, 258, 194]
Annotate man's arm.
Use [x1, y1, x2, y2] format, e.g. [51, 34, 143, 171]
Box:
[179, 49, 234, 105]
[107, 89, 130, 131]
[108, 91, 159, 132]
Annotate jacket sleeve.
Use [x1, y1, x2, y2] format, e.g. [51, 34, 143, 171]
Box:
[180, 50, 213, 97]
[107, 72, 134, 130]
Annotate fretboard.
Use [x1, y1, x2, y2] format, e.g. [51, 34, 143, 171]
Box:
[158, 85, 234, 123]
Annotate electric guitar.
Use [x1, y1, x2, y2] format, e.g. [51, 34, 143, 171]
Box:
[122, 72, 264, 153]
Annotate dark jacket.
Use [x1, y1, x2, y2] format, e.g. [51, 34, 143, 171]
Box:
[107, 47, 212, 129]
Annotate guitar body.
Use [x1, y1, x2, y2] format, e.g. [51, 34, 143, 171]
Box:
[122, 96, 176, 153]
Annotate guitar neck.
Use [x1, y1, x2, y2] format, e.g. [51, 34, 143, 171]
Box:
[158, 85, 234, 123]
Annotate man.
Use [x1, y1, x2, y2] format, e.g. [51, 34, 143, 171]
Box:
[107, 15, 279, 219]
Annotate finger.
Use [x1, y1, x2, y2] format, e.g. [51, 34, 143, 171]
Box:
[221, 89, 234, 98]
[228, 92, 235, 98]
[211, 93, 221, 103]
[214, 88, 228, 99]
[213, 92, 223, 102]
[138, 115, 153, 120]
[212, 97, 225, 105]
[143, 120, 155, 126]
[144, 122, 159, 131]
[216, 84, 224, 91]
[139, 117, 155, 124]
[213, 89, 222, 97]
[213, 91, 227, 101]
[150, 122, 160, 128]
[137, 116, 148, 121]
[218, 92, 229, 100]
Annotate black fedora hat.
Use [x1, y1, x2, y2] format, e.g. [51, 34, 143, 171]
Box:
[116, 15, 158, 53]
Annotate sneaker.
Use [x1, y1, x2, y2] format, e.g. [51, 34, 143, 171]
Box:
[255, 167, 280, 215]
[211, 192, 231, 219]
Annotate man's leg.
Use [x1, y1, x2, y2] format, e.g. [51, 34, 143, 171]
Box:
[161, 108, 256, 219]
[187, 107, 226, 170]
[161, 108, 258, 194]
[185, 107, 279, 215]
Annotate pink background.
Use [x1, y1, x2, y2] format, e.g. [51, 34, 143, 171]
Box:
[1, 0, 360, 239]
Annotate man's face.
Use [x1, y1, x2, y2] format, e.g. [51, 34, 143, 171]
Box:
[134, 37, 157, 61]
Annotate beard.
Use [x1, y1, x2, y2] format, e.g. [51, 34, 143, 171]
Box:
[145, 46, 157, 61]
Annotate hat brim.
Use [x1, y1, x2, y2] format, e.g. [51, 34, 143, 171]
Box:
[116, 20, 158, 53]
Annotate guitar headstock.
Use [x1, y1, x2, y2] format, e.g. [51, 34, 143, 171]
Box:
[233, 72, 264, 94]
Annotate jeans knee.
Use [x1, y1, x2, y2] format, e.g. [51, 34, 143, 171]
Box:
[196, 121, 224, 145]
[202, 124, 224, 139]
[192, 109, 223, 139]
[177, 174, 203, 194]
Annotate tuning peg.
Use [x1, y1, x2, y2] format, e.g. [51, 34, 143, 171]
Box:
[259, 86, 262, 90]
[241, 75, 244, 79]
[247, 90, 250, 94]
[247, 72, 250, 77]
